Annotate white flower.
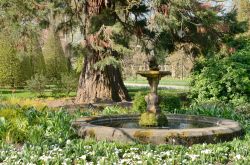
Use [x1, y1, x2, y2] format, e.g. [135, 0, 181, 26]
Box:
[130, 148, 139, 151]
[66, 140, 71, 145]
[62, 162, 68, 165]
[187, 154, 199, 161]
[201, 149, 212, 154]
[137, 160, 143, 164]
[79, 155, 86, 160]
[146, 152, 153, 157]
[114, 148, 121, 154]
[84, 146, 91, 149]
[39, 155, 52, 161]
[160, 151, 171, 157]
[235, 154, 241, 160]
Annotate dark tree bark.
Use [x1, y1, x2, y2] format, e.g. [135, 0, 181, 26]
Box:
[76, 50, 130, 104]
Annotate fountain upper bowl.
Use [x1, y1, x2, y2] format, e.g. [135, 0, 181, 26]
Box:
[137, 70, 171, 78]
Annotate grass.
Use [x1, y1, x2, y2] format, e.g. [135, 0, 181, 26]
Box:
[127, 86, 189, 99]
[0, 88, 76, 99]
[124, 76, 190, 86]
[0, 86, 189, 101]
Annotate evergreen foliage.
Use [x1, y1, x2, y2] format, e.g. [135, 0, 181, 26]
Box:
[0, 34, 21, 87]
[43, 29, 68, 81]
[28, 36, 46, 75]
[150, 0, 244, 59]
[19, 53, 33, 84]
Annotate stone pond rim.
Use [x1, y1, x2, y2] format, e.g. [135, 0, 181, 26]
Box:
[72, 114, 243, 145]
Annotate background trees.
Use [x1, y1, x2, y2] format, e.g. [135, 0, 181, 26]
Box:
[43, 28, 68, 81]
[0, 0, 248, 105]
[0, 34, 21, 87]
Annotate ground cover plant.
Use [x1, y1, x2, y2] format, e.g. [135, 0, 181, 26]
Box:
[0, 101, 249, 165]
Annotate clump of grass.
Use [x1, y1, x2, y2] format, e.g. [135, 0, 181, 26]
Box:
[102, 106, 130, 115]
[1, 97, 47, 110]
[0, 105, 78, 144]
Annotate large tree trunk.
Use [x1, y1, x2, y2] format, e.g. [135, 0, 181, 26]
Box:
[75, 0, 130, 104]
[75, 51, 131, 104]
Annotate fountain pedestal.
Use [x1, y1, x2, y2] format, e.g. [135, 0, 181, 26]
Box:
[137, 70, 171, 114]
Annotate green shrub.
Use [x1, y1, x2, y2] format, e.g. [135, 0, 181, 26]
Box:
[0, 105, 77, 145]
[131, 92, 147, 113]
[158, 91, 181, 112]
[60, 73, 78, 96]
[235, 103, 250, 120]
[190, 40, 250, 106]
[51, 73, 77, 97]
[132, 91, 181, 113]
[26, 74, 47, 97]
[51, 79, 64, 97]
[6, 117, 29, 143]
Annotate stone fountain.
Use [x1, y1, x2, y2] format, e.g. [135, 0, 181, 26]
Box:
[136, 70, 171, 114]
[72, 57, 243, 145]
[136, 56, 171, 126]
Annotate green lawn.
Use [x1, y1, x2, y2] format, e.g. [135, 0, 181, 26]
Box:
[124, 76, 190, 86]
[127, 86, 188, 99]
[0, 87, 188, 101]
[0, 88, 76, 99]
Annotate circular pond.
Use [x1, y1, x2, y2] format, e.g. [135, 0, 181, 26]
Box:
[72, 114, 242, 145]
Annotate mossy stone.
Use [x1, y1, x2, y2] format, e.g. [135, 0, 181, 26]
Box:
[139, 112, 168, 127]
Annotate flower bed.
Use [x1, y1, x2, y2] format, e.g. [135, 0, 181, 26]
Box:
[0, 104, 249, 164]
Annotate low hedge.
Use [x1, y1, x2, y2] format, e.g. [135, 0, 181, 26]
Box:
[132, 91, 182, 113]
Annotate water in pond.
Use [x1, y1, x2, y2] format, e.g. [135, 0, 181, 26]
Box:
[92, 119, 216, 129]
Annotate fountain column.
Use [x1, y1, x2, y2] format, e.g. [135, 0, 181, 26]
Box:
[145, 73, 161, 114]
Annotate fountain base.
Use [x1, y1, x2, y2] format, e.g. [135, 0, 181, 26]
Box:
[72, 114, 243, 145]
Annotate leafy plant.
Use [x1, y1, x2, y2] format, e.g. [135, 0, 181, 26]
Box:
[190, 43, 250, 105]
[60, 73, 78, 96]
[131, 92, 147, 113]
[26, 74, 47, 97]
[158, 91, 181, 112]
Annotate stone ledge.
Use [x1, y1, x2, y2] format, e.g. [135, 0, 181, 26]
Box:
[72, 114, 243, 145]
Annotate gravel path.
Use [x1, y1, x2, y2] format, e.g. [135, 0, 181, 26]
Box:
[125, 83, 189, 90]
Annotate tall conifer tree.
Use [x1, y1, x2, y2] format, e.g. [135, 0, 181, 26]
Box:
[0, 34, 21, 87]
[43, 28, 68, 80]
